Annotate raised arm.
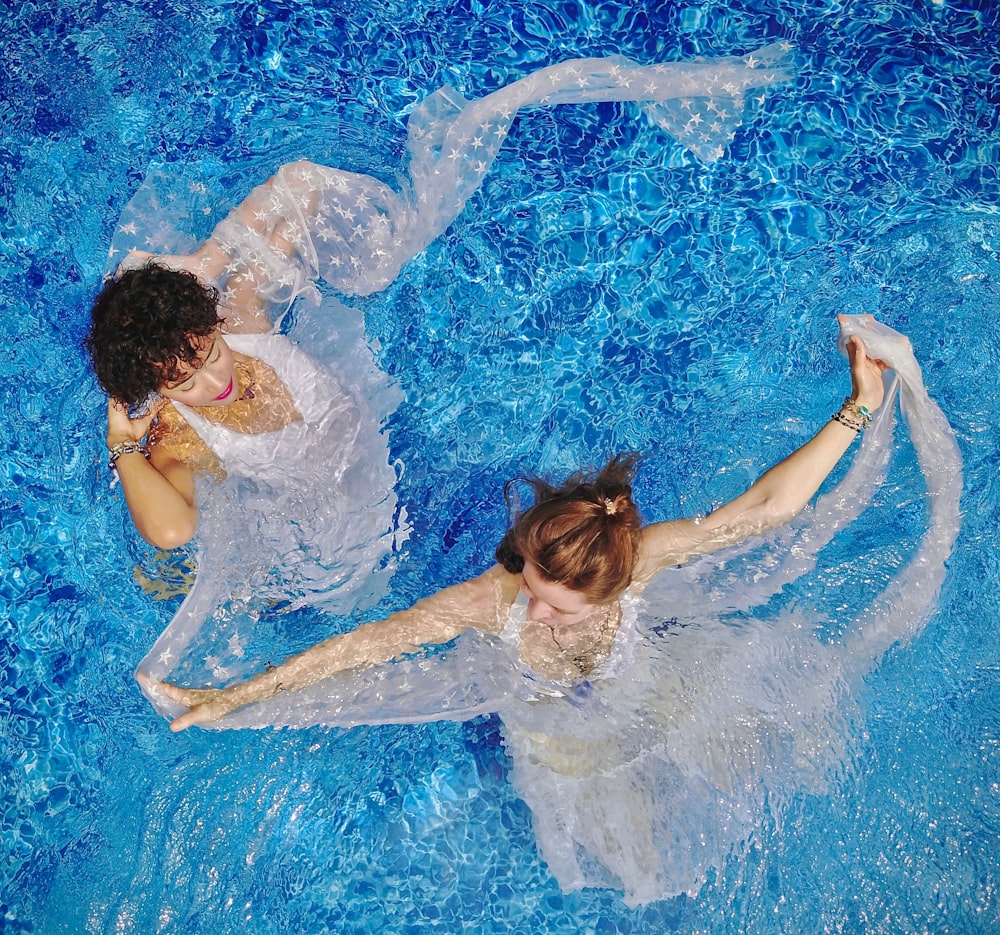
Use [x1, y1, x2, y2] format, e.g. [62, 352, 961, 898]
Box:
[634, 334, 888, 582]
[157, 564, 521, 731]
[120, 161, 328, 333]
[105, 398, 198, 550]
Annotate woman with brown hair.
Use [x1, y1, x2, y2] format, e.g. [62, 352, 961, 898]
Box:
[147, 315, 962, 902]
[155, 329, 889, 726]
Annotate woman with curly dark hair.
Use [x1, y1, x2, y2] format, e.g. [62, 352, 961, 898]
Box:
[87, 47, 796, 549]
[86, 161, 347, 550]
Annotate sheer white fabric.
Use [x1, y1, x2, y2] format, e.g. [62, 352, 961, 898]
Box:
[136, 328, 402, 690]
[504, 316, 962, 903]
[108, 43, 794, 300]
[144, 316, 960, 904]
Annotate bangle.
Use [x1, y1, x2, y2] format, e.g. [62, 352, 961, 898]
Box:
[107, 440, 150, 469]
[831, 411, 864, 433]
[841, 396, 873, 428]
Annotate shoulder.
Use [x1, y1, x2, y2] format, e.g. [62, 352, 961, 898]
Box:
[417, 564, 521, 637]
[632, 518, 717, 586]
[462, 564, 522, 633]
[149, 404, 221, 477]
[634, 511, 766, 586]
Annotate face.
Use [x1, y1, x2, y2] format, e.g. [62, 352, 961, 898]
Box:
[521, 562, 597, 626]
[157, 330, 237, 408]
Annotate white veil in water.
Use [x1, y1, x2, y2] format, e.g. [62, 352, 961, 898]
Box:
[120, 42, 797, 705]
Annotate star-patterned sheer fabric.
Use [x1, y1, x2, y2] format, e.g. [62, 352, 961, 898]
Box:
[112, 44, 980, 906]
[109, 42, 794, 301]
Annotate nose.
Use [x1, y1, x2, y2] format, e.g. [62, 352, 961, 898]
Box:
[203, 366, 230, 394]
[528, 598, 553, 623]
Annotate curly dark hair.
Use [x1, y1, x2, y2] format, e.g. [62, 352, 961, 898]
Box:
[495, 452, 643, 603]
[84, 261, 223, 404]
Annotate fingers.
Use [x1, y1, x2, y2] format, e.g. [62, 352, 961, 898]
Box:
[106, 394, 162, 444]
[159, 682, 230, 731]
[160, 682, 214, 707]
[159, 681, 186, 704]
[169, 709, 202, 732]
[168, 700, 231, 732]
[847, 335, 889, 372]
[107, 397, 131, 424]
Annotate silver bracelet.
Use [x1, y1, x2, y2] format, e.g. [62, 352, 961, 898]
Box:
[831, 411, 864, 433]
[107, 440, 150, 469]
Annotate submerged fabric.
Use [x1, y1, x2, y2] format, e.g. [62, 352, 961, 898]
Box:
[137, 329, 401, 690]
[503, 316, 963, 903]
[197, 316, 960, 905]
[146, 305, 959, 903]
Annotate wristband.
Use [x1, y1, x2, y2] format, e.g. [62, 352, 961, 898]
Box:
[107, 440, 150, 470]
[840, 396, 873, 428]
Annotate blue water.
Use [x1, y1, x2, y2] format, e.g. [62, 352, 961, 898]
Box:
[2, 0, 999, 932]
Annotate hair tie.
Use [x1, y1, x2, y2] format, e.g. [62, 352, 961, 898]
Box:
[603, 497, 618, 516]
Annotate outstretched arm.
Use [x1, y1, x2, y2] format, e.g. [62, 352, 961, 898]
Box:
[157, 564, 520, 731]
[634, 335, 888, 581]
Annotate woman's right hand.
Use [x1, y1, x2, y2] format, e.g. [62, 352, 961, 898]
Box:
[844, 334, 889, 413]
[159, 683, 235, 732]
[105, 396, 164, 448]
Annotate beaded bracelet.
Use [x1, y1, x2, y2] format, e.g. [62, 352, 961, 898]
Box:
[107, 440, 150, 469]
[840, 396, 873, 428]
[831, 411, 864, 432]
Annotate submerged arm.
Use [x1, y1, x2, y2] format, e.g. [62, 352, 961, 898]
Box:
[160, 564, 520, 731]
[635, 335, 888, 581]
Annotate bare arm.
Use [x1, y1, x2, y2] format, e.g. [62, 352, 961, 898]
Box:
[123, 161, 325, 334]
[160, 564, 521, 731]
[105, 399, 198, 550]
[634, 335, 888, 582]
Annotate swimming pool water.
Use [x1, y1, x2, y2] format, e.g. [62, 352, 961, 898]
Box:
[2, 0, 999, 932]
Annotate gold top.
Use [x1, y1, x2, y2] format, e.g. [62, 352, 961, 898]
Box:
[149, 351, 303, 477]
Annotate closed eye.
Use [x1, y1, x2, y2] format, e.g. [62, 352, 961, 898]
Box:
[163, 337, 220, 391]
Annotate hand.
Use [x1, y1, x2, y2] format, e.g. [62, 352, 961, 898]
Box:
[120, 248, 156, 269]
[159, 682, 235, 732]
[845, 334, 889, 413]
[105, 396, 165, 449]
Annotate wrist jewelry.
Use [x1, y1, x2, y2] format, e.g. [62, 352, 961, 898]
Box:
[841, 396, 873, 428]
[831, 410, 864, 432]
[107, 440, 150, 469]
